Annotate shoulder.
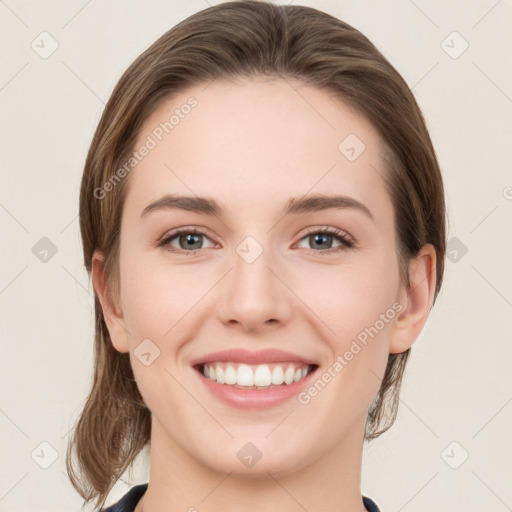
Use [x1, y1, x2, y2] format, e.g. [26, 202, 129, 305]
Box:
[363, 495, 381, 512]
[98, 483, 148, 512]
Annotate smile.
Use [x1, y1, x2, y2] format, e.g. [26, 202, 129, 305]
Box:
[199, 362, 316, 389]
[191, 348, 320, 408]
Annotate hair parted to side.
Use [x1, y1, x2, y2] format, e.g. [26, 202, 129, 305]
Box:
[66, 1, 447, 509]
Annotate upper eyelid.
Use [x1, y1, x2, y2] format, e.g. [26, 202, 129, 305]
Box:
[301, 226, 353, 242]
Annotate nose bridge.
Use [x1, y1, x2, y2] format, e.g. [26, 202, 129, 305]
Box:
[219, 233, 292, 331]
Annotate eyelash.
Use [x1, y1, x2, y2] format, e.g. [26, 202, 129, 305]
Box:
[157, 226, 354, 256]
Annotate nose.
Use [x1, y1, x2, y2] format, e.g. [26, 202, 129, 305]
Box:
[216, 241, 294, 334]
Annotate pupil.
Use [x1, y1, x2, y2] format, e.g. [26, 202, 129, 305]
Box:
[312, 234, 331, 249]
[183, 234, 201, 249]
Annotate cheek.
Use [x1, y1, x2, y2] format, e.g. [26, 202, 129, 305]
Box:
[119, 250, 209, 340]
[295, 260, 398, 428]
[297, 254, 400, 345]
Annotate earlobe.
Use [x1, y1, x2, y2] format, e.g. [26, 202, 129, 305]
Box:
[389, 244, 437, 354]
[91, 251, 130, 353]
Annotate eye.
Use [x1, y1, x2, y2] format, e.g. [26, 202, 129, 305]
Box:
[158, 226, 354, 256]
[296, 227, 354, 254]
[158, 228, 216, 254]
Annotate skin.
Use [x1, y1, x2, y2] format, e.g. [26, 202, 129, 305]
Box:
[92, 76, 436, 512]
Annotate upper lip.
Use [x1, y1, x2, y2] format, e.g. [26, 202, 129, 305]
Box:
[191, 348, 318, 366]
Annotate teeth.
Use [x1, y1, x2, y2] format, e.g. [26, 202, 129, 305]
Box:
[284, 365, 295, 385]
[254, 365, 271, 386]
[225, 366, 237, 385]
[202, 362, 313, 388]
[271, 365, 284, 385]
[237, 364, 254, 386]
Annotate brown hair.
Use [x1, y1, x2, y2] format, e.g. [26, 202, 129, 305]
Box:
[66, 1, 446, 509]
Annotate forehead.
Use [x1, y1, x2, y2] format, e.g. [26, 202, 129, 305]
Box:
[125, 77, 391, 222]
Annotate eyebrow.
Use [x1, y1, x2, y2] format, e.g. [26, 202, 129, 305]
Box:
[140, 193, 374, 221]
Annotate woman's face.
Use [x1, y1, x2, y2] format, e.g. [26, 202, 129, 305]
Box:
[105, 77, 408, 476]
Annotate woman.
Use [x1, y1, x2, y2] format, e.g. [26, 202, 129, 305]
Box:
[66, 2, 446, 511]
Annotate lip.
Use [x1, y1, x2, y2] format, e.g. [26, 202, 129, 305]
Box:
[190, 348, 319, 409]
[190, 348, 318, 366]
[195, 365, 318, 409]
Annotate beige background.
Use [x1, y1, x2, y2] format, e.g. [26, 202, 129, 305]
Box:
[1, 0, 511, 510]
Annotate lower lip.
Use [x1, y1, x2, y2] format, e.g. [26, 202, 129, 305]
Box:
[196, 368, 317, 409]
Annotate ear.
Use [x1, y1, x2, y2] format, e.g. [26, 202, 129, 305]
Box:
[389, 243, 437, 354]
[91, 250, 130, 353]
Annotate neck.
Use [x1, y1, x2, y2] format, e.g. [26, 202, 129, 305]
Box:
[137, 415, 368, 512]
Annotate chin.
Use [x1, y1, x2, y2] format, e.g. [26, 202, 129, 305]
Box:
[190, 437, 313, 479]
